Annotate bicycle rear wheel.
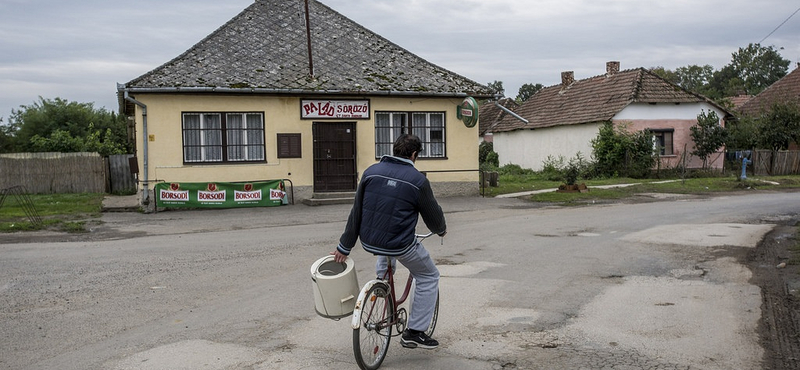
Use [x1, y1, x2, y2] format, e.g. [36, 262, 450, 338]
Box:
[353, 283, 394, 370]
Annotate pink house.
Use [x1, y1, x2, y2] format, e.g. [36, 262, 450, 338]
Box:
[490, 62, 732, 171]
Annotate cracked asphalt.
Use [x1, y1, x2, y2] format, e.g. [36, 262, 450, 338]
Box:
[1, 191, 798, 370]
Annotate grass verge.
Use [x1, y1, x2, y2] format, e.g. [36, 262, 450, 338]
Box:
[483, 175, 800, 204]
[0, 193, 105, 233]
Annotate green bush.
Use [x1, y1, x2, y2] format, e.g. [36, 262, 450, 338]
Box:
[541, 155, 565, 181]
[479, 141, 494, 163]
[498, 163, 534, 176]
[485, 151, 499, 167]
[591, 121, 655, 179]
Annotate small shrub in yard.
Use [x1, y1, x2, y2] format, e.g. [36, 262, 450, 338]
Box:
[541, 155, 565, 181]
[498, 164, 535, 176]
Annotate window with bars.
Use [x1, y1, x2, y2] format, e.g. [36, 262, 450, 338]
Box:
[374, 111, 445, 158]
[182, 112, 266, 163]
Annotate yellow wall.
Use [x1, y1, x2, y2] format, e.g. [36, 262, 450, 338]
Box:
[129, 94, 478, 191]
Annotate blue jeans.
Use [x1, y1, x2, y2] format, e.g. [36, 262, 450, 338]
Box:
[376, 242, 439, 333]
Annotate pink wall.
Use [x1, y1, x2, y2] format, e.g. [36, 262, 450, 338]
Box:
[615, 119, 725, 170]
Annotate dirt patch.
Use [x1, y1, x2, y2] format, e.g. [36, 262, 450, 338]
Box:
[746, 220, 800, 370]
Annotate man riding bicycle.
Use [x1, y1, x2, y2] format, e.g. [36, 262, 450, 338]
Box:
[332, 134, 447, 349]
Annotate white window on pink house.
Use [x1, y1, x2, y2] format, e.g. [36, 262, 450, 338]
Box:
[652, 129, 674, 155]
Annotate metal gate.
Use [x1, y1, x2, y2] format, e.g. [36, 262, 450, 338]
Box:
[313, 122, 357, 192]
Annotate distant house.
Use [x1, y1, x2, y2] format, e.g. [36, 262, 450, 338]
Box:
[491, 62, 731, 171]
[739, 66, 800, 116]
[117, 0, 493, 207]
[478, 98, 519, 143]
[738, 66, 800, 150]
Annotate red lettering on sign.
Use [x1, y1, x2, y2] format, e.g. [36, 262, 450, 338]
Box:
[198, 191, 226, 201]
[234, 190, 262, 201]
[160, 189, 189, 200]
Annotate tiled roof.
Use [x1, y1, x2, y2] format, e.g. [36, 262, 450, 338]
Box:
[122, 0, 492, 98]
[478, 98, 519, 136]
[492, 68, 725, 133]
[739, 67, 800, 116]
[728, 95, 754, 109]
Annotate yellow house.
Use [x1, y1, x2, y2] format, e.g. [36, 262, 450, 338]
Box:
[117, 0, 492, 209]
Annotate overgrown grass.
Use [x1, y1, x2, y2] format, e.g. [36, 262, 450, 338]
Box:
[0, 193, 105, 233]
[482, 172, 800, 204]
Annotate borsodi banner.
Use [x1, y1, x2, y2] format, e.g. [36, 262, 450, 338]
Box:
[155, 180, 287, 209]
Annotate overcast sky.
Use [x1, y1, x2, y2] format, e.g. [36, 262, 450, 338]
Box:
[1, 0, 799, 122]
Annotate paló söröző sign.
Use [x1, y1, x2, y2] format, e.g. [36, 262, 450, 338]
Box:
[300, 99, 370, 119]
[155, 180, 286, 208]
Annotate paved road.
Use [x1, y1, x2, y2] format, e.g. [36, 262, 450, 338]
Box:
[1, 192, 798, 369]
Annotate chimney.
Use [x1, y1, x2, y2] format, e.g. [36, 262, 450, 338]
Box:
[561, 71, 575, 87]
[606, 61, 620, 76]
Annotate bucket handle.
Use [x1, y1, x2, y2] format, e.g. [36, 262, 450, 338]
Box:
[340, 295, 354, 304]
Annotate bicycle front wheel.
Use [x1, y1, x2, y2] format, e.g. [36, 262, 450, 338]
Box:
[425, 290, 439, 338]
[353, 283, 394, 370]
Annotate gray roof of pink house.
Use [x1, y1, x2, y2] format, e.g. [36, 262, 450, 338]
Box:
[121, 0, 492, 99]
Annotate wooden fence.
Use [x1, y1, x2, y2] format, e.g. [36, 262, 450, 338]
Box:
[0, 152, 136, 194]
[752, 150, 800, 176]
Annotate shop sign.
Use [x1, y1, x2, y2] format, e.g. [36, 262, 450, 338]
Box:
[457, 97, 479, 128]
[155, 180, 286, 209]
[301, 99, 370, 119]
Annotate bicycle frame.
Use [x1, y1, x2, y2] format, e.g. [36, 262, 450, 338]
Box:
[351, 233, 433, 330]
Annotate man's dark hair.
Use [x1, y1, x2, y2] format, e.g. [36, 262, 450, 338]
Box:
[393, 134, 423, 158]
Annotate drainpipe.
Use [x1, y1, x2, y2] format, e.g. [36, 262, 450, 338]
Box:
[122, 88, 150, 206]
[493, 97, 529, 124]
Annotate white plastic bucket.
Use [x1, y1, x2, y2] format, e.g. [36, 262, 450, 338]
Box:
[310, 255, 359, 319]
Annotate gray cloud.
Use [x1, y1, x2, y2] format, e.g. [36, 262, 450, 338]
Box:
[1, 0, 798, 120]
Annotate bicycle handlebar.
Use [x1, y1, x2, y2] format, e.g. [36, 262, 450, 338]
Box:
[415, 232, 436, 241]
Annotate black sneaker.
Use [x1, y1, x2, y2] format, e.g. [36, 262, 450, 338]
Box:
[400, 329, 439, 349]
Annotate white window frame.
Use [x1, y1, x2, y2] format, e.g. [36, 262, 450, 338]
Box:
[374, 111, 446, 159]
[182, 112, 266, 164]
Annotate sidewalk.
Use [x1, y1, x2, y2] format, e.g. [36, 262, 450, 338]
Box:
[101, 194, 140, 212]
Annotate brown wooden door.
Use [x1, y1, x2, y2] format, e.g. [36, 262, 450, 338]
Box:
[313, 122, 357, 192]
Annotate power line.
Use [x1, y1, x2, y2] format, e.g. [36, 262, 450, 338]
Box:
[759, 6, 800, 44]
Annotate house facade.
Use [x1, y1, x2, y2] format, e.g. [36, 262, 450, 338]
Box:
[118, 0, 492, 208]
[738, 66, 800, 151]
[492, 62, 730, 171]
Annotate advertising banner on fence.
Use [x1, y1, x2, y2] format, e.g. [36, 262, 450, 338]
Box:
[155, 180, 286, 209]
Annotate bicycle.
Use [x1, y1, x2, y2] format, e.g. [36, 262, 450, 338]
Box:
[351, 232, 440, 370]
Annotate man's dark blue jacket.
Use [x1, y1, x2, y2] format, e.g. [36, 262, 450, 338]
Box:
[337, 155, 446, 257]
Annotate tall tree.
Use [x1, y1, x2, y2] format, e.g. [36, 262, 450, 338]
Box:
[516, 83, 544, 103]
[674, 64, 715, 93]
[728, 43, 790, 95]
[0, 117, 15, 152]
[486, 81, 505, 98]
[7, 97, 130, 153]
[705, 65, 743, 100]
[650, 66, 679, 85]
[690, 110, 727, 169]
